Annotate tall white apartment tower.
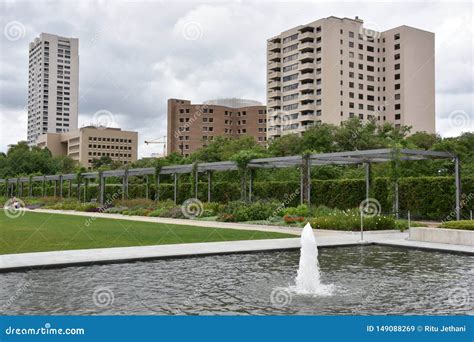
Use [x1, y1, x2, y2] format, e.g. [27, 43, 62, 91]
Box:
[266, 16, 435, 139]
[27, 33, 79, 145]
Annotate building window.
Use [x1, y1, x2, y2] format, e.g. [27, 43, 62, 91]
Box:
[395, 114, 401, 120]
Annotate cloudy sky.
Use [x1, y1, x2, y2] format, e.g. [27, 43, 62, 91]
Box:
[0, 0, 472, 158]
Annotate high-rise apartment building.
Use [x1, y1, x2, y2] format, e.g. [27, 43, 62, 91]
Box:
[167, 98, 267, 156]
[27, 33, 79, 145]
[266, 16, 435, 139]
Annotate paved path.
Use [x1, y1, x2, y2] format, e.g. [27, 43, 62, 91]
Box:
[0, 209, 471, 272]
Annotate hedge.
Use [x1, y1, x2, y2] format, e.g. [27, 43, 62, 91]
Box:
[2, 176, 473, 220]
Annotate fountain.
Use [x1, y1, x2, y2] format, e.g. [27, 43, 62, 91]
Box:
[292, 223, 334, 296]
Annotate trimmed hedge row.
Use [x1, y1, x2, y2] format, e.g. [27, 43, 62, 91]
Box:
[3, 176, 473, 220]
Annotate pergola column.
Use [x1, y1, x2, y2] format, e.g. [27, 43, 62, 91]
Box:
[84, 179, 89, 202]
[99, 173, 105, 205]
[145, 175, 149, 200]
[306, 157, 311, 206]
[155, 174, 160, 201]
[59, 175, 63, 198]
[122, 170, 129, 200]
[42, 176, 46, 197]
[454, 157, 461, 220]
[300, 165, 304, 205]
[240, 170, 247, 201]
[365, 162, 371, 202]
[394, 181, 399, 219]
[194, 167, 199, 199]
[207, 171, 212, 202]
[249, 170, 254, 203]
[68, 180, 72, 198]
[53, 180, 57, 197]
[173, 173, 178, 204]
[28, 178, 33, 197]
[77, 176, 81, 201]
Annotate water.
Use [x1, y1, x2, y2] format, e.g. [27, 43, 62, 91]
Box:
[292, 223, 334, 295]
[0, 246, 472, 315]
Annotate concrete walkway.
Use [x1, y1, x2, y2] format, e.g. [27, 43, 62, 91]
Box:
[0, 209, 472, 272]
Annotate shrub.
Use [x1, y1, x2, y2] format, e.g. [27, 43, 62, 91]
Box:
[126, 208, 152, 216]
[45, 199, 82, 210]
[217, 200, 281, 222]
[310, 211, 396, 231]
[281, 204, 309, 217]
[104, 206, 127, 214]
[159, 207, 186, 219]
[441, 220, 474, 230]
[147, 208, 163, 217]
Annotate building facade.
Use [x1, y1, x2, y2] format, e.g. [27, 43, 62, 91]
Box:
[27, 33, 79, 145]
[167, 98, 267, 156]
[266, 16, 435, 139]
[37, 126, 138, 169]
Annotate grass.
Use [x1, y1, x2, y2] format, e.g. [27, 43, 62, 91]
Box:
[0, 210, 294, 255]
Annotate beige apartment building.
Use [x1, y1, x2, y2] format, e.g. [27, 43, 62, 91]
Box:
[167, 98, 267, 156]
[28, 33, 79, 145]
[37, 126, 138, 169]
[266, 16, 435, 139]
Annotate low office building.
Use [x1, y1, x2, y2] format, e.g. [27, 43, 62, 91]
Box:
[36, 125, 138, 169]
[167, 98, 267, 156]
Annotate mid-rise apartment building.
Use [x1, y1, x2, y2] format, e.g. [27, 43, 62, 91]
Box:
[36, 126, 138, 169]
[167, 98, 267, 156]
[27, 33, 79, 145]
[266, 16, 435, 139]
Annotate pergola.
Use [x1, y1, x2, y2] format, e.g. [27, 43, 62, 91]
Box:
[0, 148, 461, 220]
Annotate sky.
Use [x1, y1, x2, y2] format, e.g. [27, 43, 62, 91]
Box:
[0, 0, 473, 158]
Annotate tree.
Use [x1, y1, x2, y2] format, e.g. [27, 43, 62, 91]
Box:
[267, 134, 303, 156]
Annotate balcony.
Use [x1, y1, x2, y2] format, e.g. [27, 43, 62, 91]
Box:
[299, 83, 315, 92]
[298, 52, 314, 62]
[299, 31, 314, 42]
[299, 94, 314, 102]
[268, 89, 281, 98]
[268, 60, 281, 70]
[268, 80, 280, 89]
[300, 103, 315, 112]
[300, 71, 315, 81]
[268, 51, 280, 61]
[268, 98, 281, 109]
[298, 42, 314, 52]
[267, 40, 281, 52]
[268, 70, 281, 80]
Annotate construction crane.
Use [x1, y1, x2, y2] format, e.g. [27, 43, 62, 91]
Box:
[145, 136, 167, 157]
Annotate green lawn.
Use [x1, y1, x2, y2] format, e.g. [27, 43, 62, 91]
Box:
[0, 210, 293, 255]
